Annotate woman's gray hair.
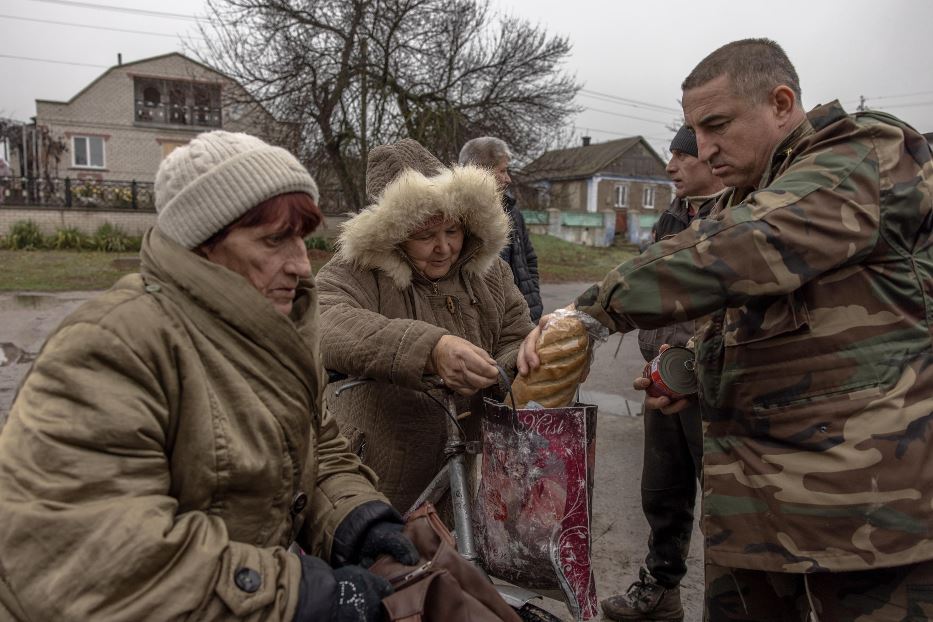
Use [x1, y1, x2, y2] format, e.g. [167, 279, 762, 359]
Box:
[458, 137, 512, 167]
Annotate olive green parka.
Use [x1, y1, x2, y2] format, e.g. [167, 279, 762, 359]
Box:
[0, 228, 387, 621]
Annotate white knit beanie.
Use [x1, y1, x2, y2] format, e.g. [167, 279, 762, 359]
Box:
[154, 131, 320, 248]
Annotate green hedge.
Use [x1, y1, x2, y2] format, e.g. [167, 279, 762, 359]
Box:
[1, 220, 142, 252]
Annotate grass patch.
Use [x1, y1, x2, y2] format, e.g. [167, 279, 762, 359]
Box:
[0, 249, 337, 292]
[0, 234, 633, 292]
[532, 234, 635, 283]
[0, 250, 138, 291]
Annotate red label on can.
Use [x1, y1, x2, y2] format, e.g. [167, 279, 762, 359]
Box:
[642, 347, 696, 400]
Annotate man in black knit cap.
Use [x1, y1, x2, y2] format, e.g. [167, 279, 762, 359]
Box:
[602, 126, 723, 622]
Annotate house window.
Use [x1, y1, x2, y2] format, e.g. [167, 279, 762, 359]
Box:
[143, 86, 161, 107]
[73, 136, 105, 168]
[614, 184, 628, 207]
[643, 185, 655, 209]
[160, 140, 188, 159]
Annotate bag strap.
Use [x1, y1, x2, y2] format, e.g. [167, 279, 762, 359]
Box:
[380, 570, 447, 622]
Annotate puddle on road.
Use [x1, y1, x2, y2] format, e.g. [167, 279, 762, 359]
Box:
[0, 294, 75, 313]
[1, 343, 24, 367]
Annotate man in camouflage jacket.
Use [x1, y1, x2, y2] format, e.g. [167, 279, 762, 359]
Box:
[519, 39, 933, 620]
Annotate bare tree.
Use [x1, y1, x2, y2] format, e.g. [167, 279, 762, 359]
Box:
[196, 0, 580, 211]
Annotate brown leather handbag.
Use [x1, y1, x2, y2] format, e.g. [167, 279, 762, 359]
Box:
[368, 503, 521, 622]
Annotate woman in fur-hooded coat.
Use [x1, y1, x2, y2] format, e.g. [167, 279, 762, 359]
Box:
[316, 139, 534, 513]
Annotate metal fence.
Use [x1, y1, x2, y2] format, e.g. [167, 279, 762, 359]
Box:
[0, 176, 155, 210]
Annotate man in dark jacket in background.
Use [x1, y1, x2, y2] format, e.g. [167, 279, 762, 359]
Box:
[603, 126, 723, 622]
[460, 136, 542, 322]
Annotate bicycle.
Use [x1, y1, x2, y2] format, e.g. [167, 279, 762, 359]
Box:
[329, 370, 567, 622]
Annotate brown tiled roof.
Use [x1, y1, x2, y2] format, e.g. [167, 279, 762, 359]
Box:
[521, 136, 648, 181]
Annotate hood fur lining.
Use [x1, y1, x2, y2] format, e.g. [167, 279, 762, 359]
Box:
[336, 165, 510, 288]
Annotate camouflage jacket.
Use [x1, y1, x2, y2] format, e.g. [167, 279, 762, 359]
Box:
[576, 100, 933, 573]
[636, 193, 719, 361]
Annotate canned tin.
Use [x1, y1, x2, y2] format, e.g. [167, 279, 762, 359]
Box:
[642, 346, 697, 400]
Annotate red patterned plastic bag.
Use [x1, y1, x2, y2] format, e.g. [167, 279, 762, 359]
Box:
[476, 399, 598, 620]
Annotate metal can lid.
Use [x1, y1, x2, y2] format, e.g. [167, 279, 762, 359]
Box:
[657, 346, 697, 395]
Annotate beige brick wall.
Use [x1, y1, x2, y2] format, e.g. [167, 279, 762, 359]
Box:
[0, 206, 156, 236]
[37, 54, 294, 184]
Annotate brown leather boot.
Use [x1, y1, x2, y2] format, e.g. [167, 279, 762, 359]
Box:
[600, 567, 684, 621]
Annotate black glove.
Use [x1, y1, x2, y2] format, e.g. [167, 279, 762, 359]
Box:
[331, 565, 393, 622]
[359, 520, 419, 568]
[292, 555, 392, 622]
[332, 501, 419, 568]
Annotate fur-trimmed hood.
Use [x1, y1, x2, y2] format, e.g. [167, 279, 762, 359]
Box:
[336, 165, 510, 288]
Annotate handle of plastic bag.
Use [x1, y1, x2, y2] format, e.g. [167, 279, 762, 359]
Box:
[496, 364, 516, 417]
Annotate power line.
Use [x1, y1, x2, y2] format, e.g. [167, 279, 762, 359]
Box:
[582, 106, 673, 126]
[22, 0, 201, 21]
[0, 52, 109, 69]
[874, 101, 933, 110]
[0, 13, 203, 39]
[865, 90, 933, 102]
[579, 88, 681, 114]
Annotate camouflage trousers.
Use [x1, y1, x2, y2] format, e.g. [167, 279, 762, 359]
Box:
[705, 559, 933, 621]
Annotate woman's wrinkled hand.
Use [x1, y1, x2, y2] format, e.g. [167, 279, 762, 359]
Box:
[517, 304, 577, 376]
[430, 335, 499, 395]
[516, 318, 545, 376]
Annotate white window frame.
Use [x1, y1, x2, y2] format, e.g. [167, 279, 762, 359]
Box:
[642, 185, 655, 209]
[614, 184, 628, 207]
[72, 135, 106, 169]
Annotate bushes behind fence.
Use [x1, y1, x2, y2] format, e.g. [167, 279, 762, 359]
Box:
[4, 221, 45, 250]
[49, 227, 90, 251]
[1, 220, 142, 252]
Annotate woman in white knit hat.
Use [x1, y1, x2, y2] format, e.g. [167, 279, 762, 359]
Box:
[0, 131, 420, 622]
[316, 138, 535, 515]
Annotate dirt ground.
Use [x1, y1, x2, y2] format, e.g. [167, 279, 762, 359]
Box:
[0, 283, 704, 621]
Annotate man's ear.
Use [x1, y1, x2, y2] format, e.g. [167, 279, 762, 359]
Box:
[770, 85, 797, 125]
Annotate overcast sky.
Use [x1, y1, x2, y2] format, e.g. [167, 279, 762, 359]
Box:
[2, 0, 932, 158]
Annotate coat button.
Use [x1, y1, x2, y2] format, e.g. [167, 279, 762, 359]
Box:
[291, 492, 308, 515]
[234, 567, 262, 593]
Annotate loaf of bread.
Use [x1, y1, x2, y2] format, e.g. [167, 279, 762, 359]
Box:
[509, 315, 589, 408]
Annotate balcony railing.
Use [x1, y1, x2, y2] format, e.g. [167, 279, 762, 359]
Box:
[0, 176, 154, 210]
[135, 101, 222, 128]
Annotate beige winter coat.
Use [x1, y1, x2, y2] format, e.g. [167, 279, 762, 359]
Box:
[317, 166, 535, 512]
[0, 228, 386, 621]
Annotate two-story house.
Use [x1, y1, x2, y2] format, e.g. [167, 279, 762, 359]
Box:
[520, 136, 673, 245]
[33, 52, 295, 183]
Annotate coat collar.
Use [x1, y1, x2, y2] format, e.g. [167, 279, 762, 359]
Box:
[140, 228, 319, 391]
[335, 165, 510, 289]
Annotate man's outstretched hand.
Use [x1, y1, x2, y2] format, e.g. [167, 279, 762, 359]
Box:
[635, 344, 693, 415]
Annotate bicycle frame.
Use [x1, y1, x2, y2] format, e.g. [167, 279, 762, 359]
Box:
[331, 374, 562, 618]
